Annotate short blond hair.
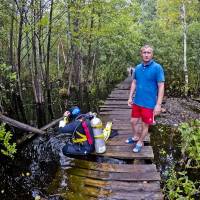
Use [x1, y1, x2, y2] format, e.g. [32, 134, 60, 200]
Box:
[140, 45, 154, 53]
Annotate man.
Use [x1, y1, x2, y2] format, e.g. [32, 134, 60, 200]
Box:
[59, 106, 95, 155]
[127, 45, 165, 153]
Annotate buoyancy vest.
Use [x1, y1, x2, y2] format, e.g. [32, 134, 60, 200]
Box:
[59, 117, 94, 145]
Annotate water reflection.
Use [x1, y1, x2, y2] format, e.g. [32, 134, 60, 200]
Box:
[150, 124, 182, 182]
[0, 124, 187, 200]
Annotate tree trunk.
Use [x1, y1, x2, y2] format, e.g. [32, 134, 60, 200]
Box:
[13, 0, 27, 122]
[181, 3, 189, 96]
[30, 0, 46, 126]
[0, 114, 45, 135]
[46, 0, 54, 120]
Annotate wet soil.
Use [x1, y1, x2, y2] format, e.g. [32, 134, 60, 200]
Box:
[156, 97, 200, 126]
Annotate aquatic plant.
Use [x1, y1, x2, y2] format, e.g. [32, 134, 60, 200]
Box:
[0, 123, 16, 158]
[164, 168, 199, 200]
[179, 120, 200, 168]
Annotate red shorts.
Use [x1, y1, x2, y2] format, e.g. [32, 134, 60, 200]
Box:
[131, 104, 154, 125]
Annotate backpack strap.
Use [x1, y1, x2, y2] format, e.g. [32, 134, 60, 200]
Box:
[82, 121, 93, 145]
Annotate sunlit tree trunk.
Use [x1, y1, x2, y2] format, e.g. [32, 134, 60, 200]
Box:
[181, 3, 189, 96]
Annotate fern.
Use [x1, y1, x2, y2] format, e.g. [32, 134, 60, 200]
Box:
[0, 123, 16, 158]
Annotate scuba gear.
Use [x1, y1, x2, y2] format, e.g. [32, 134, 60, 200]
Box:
[90, 114, 106, 154]
[63, 116, 69, 124]
[59, 115, 95, 156]
[103, 121, 112, 141]
[59, 109, 109, 155]
[62, 140, 94, 156]
[69, 106, 81, 119]
[59, 116, 69, 128]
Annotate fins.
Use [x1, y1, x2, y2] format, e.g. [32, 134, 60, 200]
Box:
[103, 121, 112, 141]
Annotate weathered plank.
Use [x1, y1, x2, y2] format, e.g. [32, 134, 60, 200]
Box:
[100, 110, 131, 115]
[104, 100, 129, 105]
[99, 105, 130, 109]
[66, 168, 161, 181]
[101, 115, 133, 121]
[100, 107, 130, 111]
[69, 159, 156, 173]
[67, 177, 163, 200]
[106, 135, 150, 145]
[107, 96, 129, 100]
[81, 178, 161, 192]
[60, 175, 162, 195]
[96, 146, 154, 159]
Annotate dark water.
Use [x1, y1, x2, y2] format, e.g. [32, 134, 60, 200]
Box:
[0, 124, 184, 200]
[150, 125, 182, 181]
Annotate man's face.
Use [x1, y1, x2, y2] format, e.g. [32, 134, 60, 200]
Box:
[141, 47, 153, 64]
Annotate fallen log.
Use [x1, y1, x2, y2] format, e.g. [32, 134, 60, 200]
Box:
[0, 114, 45, 135]
[0, 113, 63, 145]
[16, 117, 63, 145]
[40, 117, 63, 131]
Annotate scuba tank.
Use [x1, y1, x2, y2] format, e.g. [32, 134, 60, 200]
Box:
[90, 114, 106, 154]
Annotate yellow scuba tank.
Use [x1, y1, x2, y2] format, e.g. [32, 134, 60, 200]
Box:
[90, 114, 106, 154]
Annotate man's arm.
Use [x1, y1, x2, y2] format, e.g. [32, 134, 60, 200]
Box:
[154, 82, 164, 115]
[128, 79, 136, 107]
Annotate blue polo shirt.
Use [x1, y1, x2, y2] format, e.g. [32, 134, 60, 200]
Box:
[133, 60, 165, 109]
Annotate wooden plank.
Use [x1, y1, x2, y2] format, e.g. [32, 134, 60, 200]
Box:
[69, 159, 156, 173]
[99, 105, 129, 109]
[107, 96, 129, 100]
[67, 177, 163, 199]
[112, 124, 132, 130]
[82, 178, 161, 192]
[66, 168, 161, 181]
[67, 175, 162, 193]
[100, 115, 133, 121]
[107, 135, 150, 145]
[99, 192, 163, 200]
[115, 85, 130, 90]
[104, 100, 128, 105]
[96, 146, 154, 159]
[110, 92, 129, 96]
[100, 110, 131, 115]
[100, 108, 130, 112]
[111, 89, 130, 92]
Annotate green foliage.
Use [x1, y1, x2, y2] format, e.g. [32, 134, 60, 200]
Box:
[0, 63, 17, 110]
[164, 120, 200, 199]
[164, 168, 199, 200]
[178, 120, 200, 167]
[0, 123, 16, 158]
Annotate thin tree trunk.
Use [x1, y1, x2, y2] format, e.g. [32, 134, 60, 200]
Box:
[46, 0, 54, 120]
[31, 0, 46, 127]
[14, 0, 27, 122]
[57, 43, 61, 79]
[182, 3, 188, 96]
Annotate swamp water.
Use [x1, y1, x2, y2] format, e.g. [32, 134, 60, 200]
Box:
[0, 124, 184, 200]
[1, 98, 200, 199]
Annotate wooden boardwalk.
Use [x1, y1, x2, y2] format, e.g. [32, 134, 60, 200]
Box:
[53, 76, 163, 200]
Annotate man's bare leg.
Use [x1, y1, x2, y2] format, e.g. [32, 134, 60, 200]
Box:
[137, 122, 149, 145]
[130, 118, 142, 140]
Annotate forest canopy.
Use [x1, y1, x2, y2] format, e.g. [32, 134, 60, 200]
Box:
[0, 0, 199, 125]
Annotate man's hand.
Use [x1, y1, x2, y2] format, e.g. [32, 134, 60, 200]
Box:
[128, 98, 132, 107]
[154, 104, 161, 116]
[64, 111, 70, 117]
